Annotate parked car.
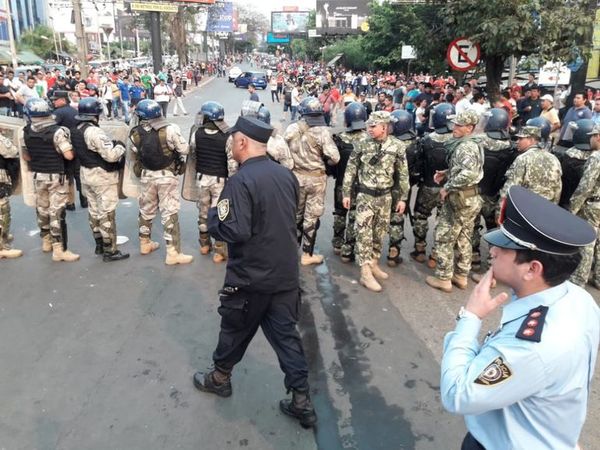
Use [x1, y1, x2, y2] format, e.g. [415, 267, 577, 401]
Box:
[228, 66, 242, 82]
[234, 71, 268, 89]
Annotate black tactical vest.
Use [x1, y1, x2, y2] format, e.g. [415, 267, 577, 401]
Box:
[194, 127, 229, 178]
[71, 122, 121, 172]
[479, 141, 517, 197]
[24, 123, 65, 174]
[559, 154, 588, 208]
[405, 139, 423, 186]
[130, 126, 174, 171]
[421, 134, 449, 187]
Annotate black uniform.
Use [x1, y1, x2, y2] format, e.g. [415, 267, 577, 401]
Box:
[54, 104, 85, 208]
[207, 154, 309, 392]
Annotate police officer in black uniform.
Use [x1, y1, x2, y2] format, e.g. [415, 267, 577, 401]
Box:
[51, 90, 87, 210]
[192, 116, 317, 429]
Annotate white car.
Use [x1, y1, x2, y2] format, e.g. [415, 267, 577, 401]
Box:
[228, 66, 242, 82]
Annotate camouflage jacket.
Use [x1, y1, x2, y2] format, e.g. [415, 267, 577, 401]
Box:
[284, 119, 339, 173]
[499, 145, 562, 204]
[267, 133, 294, 170]
[342, 135, 409, 202]
[0, 134, 18, 184]
[570, 150, 600, 226]
[444, 135, 484, 191]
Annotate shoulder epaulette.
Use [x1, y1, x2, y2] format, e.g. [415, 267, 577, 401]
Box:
[515, 305, 549, 342]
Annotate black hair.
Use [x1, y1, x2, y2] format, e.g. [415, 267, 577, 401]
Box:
[514, 250, 582, 286]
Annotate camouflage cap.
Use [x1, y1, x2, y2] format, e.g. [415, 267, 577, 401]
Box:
[450, 110, 479, 126]
[587, 123, 600, 135]
[515, 126, 541, 139]
[366, 110, 393, 125]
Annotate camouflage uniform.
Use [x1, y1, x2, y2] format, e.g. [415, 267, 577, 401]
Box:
[412, 132, 453, 259]
[471, 135, 514, 270]
[25, 117, 73, 248]
[332, 130, 367, 259]
[131, 121, 189, 252]
[569, 149, 600, 286]
[343, 134, 409, 267]
[78, 124, 126, 254]
[433, 122, 484, 281]
[267, 132, 294, 170]
[0, 134, 18, 253]
[285, 119, 339, 256]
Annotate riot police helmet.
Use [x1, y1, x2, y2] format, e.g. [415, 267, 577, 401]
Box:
[484, 108, 510, 139]
[256, 106, 271, 125]
[344, 102, 367, 131]
[75, 97, 103, 121]
[432, 103, 455, 133]
[24, 98, 52, 118]
[571, 118, 595, 150]
[200, 101, 225, 121]
[526, 116, 552, 141]
[298, 96, 323, 116]
[390, 109, 416, 140]
[136, 99, 162, 120]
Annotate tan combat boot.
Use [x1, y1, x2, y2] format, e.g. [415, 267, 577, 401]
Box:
[371, 259, 389, 280]
[451, 274, 468, 290]
[199, 232, 212, 255]
[409, 243, 427, 263]
[140, 237, 160, 255]
[51, 243, 80, 262]
[426, 255, 437, 269]
[42, 234, 52, 252]
[425, 275, 452, 293]
[471, 272, 497, 288]
[301, 252, 324, 266]
[200, 245, 211, 255]
[360, 263, 382, 292]
[213, 242, 227, 263]
[165, 246, 194, 265]
[0, 248, 23, 259]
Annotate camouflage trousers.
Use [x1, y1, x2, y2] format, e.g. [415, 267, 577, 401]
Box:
[412, 185, 442, 248]
[388, 196, 405, 261]
[471, 194, 499, 270]
[295, 172, 326, 254]
[196, 175, 226, 257]
[34, 175, 69, 245]
[571, 224, 600, 286]
[332, 183, 357, 257]
[0, 196, 10, 250]
[355, 192, 392, 266]
[139, 175, 183, 251]
[83, 182, 120, 252]
[433, 194, 482, 280]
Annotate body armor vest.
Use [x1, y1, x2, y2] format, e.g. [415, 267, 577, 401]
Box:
[24, 124, 65, 174]
[421, 135, 449, 187]
[194, 128, 229, 177]
[71, 123, 120, 172]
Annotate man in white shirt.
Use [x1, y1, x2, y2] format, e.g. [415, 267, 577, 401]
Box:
[15, 76, 39, 105]
[291, 84, 300, 121]
[455, 89, 472, 115]
[153, 79, 171, 118]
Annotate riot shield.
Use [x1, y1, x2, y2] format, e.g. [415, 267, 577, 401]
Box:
[181, 113, 202, 202]
[0, 116, 34, 206]
[100, 118, 136, 199]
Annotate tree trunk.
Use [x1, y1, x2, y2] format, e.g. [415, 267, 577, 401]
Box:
[485, 54, 505, 101]
[169, 7, 188, 67]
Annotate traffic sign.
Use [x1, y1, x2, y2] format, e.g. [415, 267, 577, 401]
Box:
[446, 37, 481, 72]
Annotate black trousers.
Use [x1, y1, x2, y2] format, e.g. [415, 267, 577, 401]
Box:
[212, 288, 309, 392]
[461, 433, 486, 450]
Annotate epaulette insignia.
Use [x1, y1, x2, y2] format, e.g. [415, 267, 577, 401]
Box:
[515, 305, 549, 342]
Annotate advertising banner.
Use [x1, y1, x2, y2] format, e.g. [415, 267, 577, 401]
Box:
[207, 1, 233, 33]
[271, 11, 309, 34]
[315, 0, 370, 35]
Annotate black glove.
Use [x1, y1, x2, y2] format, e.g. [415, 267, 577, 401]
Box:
[112, 140, 126, 148]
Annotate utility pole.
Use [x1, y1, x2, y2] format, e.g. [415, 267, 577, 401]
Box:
[73, 0, 89, 77]
[5, 0, 18, 69]
[150, 12, 162, 74]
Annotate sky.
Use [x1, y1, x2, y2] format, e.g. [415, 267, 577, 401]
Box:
[236, 0, 316, 19]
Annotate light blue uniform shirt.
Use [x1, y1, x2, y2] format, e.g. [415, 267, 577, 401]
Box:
[441, 282, 600, 450]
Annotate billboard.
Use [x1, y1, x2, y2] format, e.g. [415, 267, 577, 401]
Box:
[316, 0, 370, 35]
[207, 1, 233, 32]
[267, 32, 290, 44]
[271, 11, 309, 34]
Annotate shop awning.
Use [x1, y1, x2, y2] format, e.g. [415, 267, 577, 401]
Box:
[326, 53, 344, 68]
[0, 48, 44, 65]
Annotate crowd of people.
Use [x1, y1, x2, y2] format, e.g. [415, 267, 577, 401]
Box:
[0, 52, 599, 449]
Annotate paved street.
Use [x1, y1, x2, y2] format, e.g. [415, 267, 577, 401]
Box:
[1, 69, 598, 450]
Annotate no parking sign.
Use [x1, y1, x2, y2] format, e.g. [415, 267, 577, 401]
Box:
[446, 37, 481, 72]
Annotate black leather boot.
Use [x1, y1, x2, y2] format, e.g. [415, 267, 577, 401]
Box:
[193, 370, 232, 398]
[94, 237, 103, 255]
[279, 388, 317, 428]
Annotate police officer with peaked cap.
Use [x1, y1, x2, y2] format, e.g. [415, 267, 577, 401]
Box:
[192, 116, 317, 429]
[441, 185, 599, 450]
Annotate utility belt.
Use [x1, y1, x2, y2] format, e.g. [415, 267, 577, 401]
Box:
[452, 185, 479, 198]
[588, 196, 600, 202]
[141, 168, 176, 177]
[196, 173, 225, 182]
[294, 169, 326, 177]
[448, 185, 479, 208]
[357, 185, 392, 197]
[33, 172, 66, 184]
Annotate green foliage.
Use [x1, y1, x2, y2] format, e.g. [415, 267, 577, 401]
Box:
[19, 25, 74, 60]
[323, 36, 369, 70]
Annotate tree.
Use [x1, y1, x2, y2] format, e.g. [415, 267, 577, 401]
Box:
[442, 0, 594, 99]
[19, 25, 75, 60]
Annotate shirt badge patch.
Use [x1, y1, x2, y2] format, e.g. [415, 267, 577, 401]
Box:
[474, 357, 512, 386]
[217, 199, 230, 221]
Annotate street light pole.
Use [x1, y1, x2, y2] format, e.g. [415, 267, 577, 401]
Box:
[73, 0, 89, 77]
[5, 0, 18, 69]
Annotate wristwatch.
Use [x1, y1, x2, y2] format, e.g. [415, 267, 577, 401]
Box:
[456, 306, 479, 321]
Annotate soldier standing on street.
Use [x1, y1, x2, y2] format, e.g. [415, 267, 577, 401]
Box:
[387, 109, 420, 268]
[567, 123, 600, 287]
[22, 98, 79, 261]
[193, 116, 317, 429]
[426, 110, 484, 293]
[0, 133, 22, 259]
[191, 101, 235, 263]
[72, 97, 129, 262]
[410, 103, 454, 267]
[130, 99, 193, 265]
[470, 108, 516, 277]
[342, 111, 409, 292]
[331, 102, 368, 262]
[284, 96, 339, 266]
